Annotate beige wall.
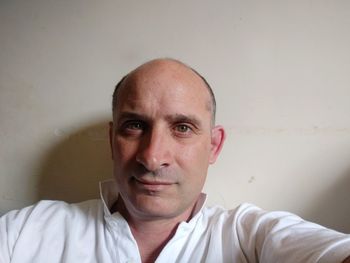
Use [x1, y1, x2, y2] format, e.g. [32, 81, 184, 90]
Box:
[1, 1, 349, 232]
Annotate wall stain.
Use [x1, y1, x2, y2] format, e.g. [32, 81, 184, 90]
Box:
[248, 176, 255, 184]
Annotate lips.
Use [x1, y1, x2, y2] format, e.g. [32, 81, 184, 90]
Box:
[132, 176, 175, 192]
[133, 177, 174, 185]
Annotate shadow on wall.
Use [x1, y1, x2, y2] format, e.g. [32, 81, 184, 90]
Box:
[35, 119, 350, 233]
[37, 120, 113, 203]
[304, 168, 350, 233]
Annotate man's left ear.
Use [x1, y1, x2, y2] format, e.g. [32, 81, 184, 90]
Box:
[209, 125, 226, 164]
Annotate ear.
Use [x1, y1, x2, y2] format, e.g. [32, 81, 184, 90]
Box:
[209, 125, 226, 164]
[109, 121, 115, 160]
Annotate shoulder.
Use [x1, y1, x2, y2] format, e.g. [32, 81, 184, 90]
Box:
[4, 199, 101, 217]
[200, 203, 267, 225]
[201, 203, 311, 234]
[198, 202, 312, 246]
[1, 199, 103, 235]
[0, 199, 106, 262]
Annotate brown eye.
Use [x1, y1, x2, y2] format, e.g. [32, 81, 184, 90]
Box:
[175, 124, 190, 133]
[172, 123, 195, 138]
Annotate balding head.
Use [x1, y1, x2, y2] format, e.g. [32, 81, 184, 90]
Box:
[112, 59, 216, 126]
[109, 58, 226, 221]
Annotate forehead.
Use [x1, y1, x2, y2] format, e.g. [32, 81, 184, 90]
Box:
[115, 61, 212, 119]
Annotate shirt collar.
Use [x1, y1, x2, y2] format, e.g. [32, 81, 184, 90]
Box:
[99, 180, 119, 217]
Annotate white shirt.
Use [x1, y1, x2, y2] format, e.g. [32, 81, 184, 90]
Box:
[1, 180, 349, 263]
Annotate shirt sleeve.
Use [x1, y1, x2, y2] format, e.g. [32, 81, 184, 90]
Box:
[0, 207, 34, 263]
[235, 204, 350, 263]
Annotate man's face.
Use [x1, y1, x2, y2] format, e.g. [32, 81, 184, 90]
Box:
[110, 61, 224, 220]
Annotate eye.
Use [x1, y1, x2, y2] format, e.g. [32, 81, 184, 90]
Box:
[175, 124, 191, 133]
[173, 123, 195, 137]
[119, 120, 146, 136]
[126, 121, 143, 130]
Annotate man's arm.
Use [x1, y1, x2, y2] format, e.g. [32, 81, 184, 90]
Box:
[235, 204, 350, 263]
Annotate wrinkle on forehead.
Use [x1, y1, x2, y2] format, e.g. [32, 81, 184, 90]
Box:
[119, 81, 209, 120]
[117, 59, 213, 114]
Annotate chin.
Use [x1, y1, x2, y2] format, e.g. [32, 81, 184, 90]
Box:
[133, 196, 182, 219]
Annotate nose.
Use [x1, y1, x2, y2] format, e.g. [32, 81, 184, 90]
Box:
[136, 126, 171, 172]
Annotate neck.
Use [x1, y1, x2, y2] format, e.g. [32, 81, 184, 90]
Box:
[112, 198, 197, 263]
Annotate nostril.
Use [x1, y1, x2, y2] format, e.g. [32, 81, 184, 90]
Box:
[159, 163, 169, 169]
[136, 154, 160, 172]
[137, 162, 152, 174]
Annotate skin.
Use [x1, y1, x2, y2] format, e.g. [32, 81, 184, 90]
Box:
[109, 59, 225, 262]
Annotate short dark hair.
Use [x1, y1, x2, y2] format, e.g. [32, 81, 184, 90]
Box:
[112, 59, 216, 125]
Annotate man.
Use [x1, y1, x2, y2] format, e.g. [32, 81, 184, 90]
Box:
[1, 58, 350, 262]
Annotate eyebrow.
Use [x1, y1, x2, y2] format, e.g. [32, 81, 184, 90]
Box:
[116, 112, 151, 123]
[115, 112, 203, 129]
[165, 114, 202, 129]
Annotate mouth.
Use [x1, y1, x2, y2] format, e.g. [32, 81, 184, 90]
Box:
[132, 177, 175, 192]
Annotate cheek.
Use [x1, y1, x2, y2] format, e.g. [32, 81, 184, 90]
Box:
[176, 144, 209, 198]
[177, 140, 211, 174]
[113, 137, 138, 165]
[112, 138, 138, 186]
